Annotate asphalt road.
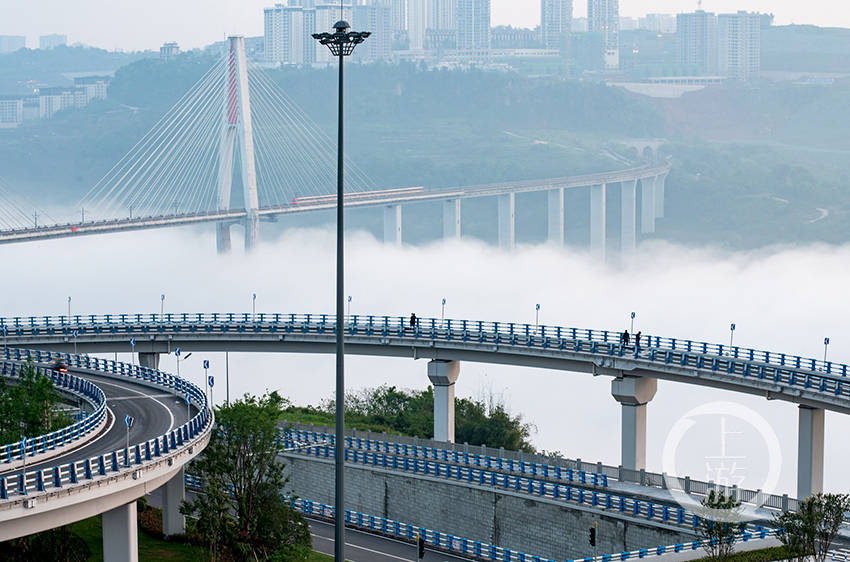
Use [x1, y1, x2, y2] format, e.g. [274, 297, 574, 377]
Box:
[1, 372, 188, 476]
[308, 519, 470, 562]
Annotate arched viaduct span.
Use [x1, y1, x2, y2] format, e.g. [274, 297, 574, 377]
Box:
[0, 348, 213, 562]
[3, 311, 845, 502]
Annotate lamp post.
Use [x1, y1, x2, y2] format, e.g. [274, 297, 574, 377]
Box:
[312, 20, 369, 562]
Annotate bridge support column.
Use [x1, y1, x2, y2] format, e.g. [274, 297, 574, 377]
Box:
[640, 178, 656, 234]
[162, 467, 186, 536]
[442, 199, 461, 240]
[497, 193, 515, 249]
[102, 501, 138, 562]
[428, 360, 460, 443]
[797, 405, 824, 499]
[621, 179, 637, 255]
[590, 184, 606, 260]
[383, 205, 402, 246]
[654, 174, 666, 219]
[611, 376, 657, 471]
[216, 223, 232, 254]
[547, 188, 565, 246]
[138, 352, 160, 370]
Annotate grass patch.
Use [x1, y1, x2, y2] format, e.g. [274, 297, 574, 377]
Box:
[693, 545, 796, 562]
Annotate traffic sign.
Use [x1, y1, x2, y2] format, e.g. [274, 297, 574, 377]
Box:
[203, 360, 210, 369]
[825, 337, 830, 346]
[129, 338, 135, 347]
[208, 375, 214, 388]
[124, 415, 135, 428]
[175, 347, 181, 357]
[72, 330, 78, 338]
[185, 393, 191, 405]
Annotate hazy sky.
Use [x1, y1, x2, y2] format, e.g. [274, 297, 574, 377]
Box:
[1, 0, 846, 52]
[3, 226, 850, 496]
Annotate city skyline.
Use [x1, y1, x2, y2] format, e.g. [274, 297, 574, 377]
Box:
[0, 0, 846, 52]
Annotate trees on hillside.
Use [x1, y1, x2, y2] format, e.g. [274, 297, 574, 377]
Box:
[0, 362, 69, 445]
[181, 392, 311, 561]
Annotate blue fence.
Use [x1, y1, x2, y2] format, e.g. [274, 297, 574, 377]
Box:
[0, 360, 106, 465]
[0, 348, 212, 501]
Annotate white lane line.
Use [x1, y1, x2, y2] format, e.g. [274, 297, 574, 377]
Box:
[310, 533, 413, 562]
[107, 393, 175, 402]
[89, 379, 176, 432]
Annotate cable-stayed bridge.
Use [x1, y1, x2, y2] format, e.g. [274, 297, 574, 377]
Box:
[0, 36, 670, 255]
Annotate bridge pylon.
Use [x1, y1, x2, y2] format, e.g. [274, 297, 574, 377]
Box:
[216, 36, 260, 254]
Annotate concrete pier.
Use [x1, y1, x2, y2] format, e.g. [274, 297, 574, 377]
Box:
[797, 405, 824, 499]
[497, 193, 516, 249]
[383, 205, 402, 245]
[654, 174, 666, 219]
[215, 223, 231, 254]
[427, 360, 460, 442]
[621, 180, 637, 255]
[161, 467, 186, 536]
[547, 188, 565, 246]
[138, 352, 160, 370]
[443, 199, 461, 240]
[611, 376, 657, 471]
[640, 178, 656, 234]
[102, 502, 138, 562]
[590, 184, 606, 260]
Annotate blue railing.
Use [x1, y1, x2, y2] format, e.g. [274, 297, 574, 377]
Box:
[1, 313, 847, 387]
[0, 348, 212, 501]
[0, 360, 106, 466]
[282, 428, 609, 487]
[183, 472, 559, 562]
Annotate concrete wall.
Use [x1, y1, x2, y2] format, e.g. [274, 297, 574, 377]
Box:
[283, 455, 692, 560]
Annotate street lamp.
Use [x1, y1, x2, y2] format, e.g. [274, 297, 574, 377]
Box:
[312, 20, 369, 562]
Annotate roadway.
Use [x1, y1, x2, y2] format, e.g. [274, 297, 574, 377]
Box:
[0, 371, 189, 477]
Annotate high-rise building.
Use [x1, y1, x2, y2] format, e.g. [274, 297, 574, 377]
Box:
[314, 3, 353, 63]
[389, 0, 406, 34]
[353, 4, 392, 61]
[456, 0, 490, 55]
[0, 96, 23, 129]
[718, 11, 760, 80]
[264, 4, 285, 63]
[540, 0, 572, 52]
[587, 0, 618, 68]
[639, 13, 676, 34]
[408, 0, 427, 50]
[282, 6, 306, 64]
[39, 34, 67, 49]
[0, 36, 26, 54]
[676, 11, 718, 75]
[160, 42, 181, 61]
[428, 0, 456, 31]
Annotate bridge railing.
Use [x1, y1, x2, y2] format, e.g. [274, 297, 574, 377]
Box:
[0, 360, 106, 468]
[0, 348, 212, 501]
[280, 427, 810, 526]
[0, 313, 845, 382]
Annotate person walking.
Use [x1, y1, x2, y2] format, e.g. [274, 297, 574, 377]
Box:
[623, 330, 630, 347]
[409, 313, 418, 330]
[635, 331, 642, 350]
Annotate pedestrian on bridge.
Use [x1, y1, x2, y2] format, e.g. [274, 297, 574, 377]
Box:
[409, 313, 418, 330]
[635, 331, 642, 351]
[621, 330, 630, 347]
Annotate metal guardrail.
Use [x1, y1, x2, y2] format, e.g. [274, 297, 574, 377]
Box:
[581, 529, 781, 562]
[285, 425, 802, 514]
[0, 360, 106, 467]
[0, 348, 212, 501]
[0, 313, 847, 389]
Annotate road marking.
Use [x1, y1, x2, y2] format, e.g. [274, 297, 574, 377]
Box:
[91, 378, 176, 432]
[310, 533, 413, 562]
[107, 393, 175, 401]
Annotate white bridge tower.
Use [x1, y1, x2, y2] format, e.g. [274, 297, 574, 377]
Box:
[216, 36, 260, 253]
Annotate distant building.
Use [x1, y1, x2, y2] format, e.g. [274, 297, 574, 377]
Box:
[587, 0, 618, 68]
[408, 0, 427, 50]
[160, 42, 180, 61]
[314, 4, 353, 63]
[37, 86, 77, 119]
[264, 4, 285, 62]
[0, 96, 23, 128]
[491, 26, 541, 50]
[428, 0, 456, 32]
[456, 0, 490, 56]
[619, 17, 637, 31]
[0, 35, 26, 54]
[39, 34, 67, 50]
[718, 11, 760, 80]
[571, 17, 588, 32]
[73, 76, 111, 104]
[540, 0, 572, 52]
[639, 13, 676, 34]
[353, 4, 393, 61]
[677, 11, 718, 75]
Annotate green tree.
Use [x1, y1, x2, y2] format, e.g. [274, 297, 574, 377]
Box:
[181, 392, 311, 561]
[0, 362, 69, 445]
[775, 493, 850, 562]
[697, 490, 747, 561]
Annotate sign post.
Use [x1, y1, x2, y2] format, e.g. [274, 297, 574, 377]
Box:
[185, 393, 191, 423]
[124, 415, 135, 459]
[129, 338, 136, 365]
[630, 312, 636, 333]
[208, 375, 215, 406]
